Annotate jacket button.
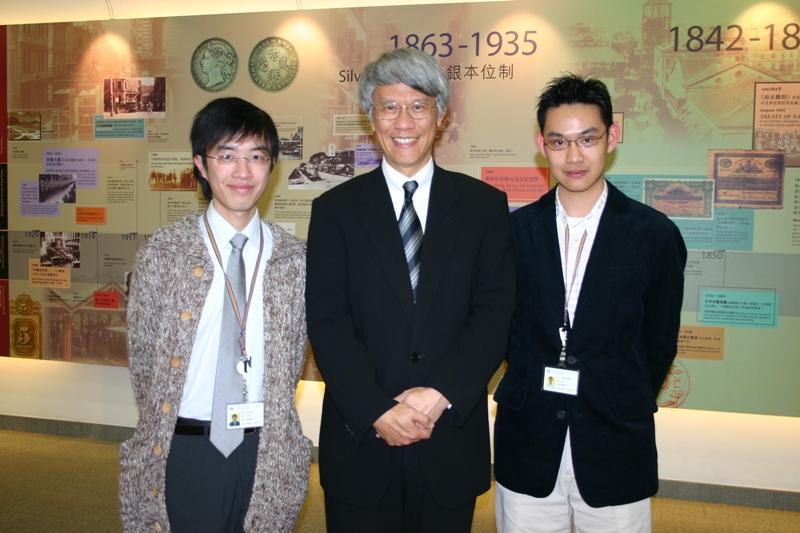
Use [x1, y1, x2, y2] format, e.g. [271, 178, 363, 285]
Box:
[170, 357, 181, 369]
[556, 410, 566, 420]
[192, 266, 204, 278]
[566, 355, 578, 365]
[161, 402, 171, 414]
[410, 352, 422, 362]
[180, 310, 192, 321]
[153, 445, 162, 456]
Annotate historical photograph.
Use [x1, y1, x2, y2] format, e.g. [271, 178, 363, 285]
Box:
[103, 77, 166, 118]
[40, 232, 81, 268]
[38, 173, 77, 204]
[8, 111, 42, 140]
[148, 152, 196, 191]
[288, 149, 354, 190]
[279, 126, 303, 160]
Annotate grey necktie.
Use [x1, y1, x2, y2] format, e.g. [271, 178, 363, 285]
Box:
[210, 232, 247, 457]
[399, 181, 423, 301]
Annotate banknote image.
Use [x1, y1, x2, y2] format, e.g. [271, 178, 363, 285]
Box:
[249, 37, 299, 92]
[191, 38, 238, 92]
[9, 293, 43, 359]
[643, 178, 714, 219]
[708, 150, 784, 209]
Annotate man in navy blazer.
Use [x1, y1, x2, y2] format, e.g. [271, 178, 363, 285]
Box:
[493, 74, 687, 532]
[306, 48, 514, 532]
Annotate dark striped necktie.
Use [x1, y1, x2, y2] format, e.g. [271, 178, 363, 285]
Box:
[399, 180, 423, 301]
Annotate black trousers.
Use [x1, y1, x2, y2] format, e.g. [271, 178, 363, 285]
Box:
[324, 446, 476, 533]
[165, 428, 259, 533]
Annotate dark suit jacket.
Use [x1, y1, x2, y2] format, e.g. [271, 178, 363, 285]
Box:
[306, 165, 514, 507]
[494, 182, 687, 507]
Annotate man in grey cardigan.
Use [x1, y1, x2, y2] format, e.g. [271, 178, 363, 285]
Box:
[119, 97, 311, 533]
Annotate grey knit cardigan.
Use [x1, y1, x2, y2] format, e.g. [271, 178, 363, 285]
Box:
[119, 214, 311, 532]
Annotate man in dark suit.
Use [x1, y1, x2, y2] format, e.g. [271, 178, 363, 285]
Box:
[493, 74, 687, 532]
[306, 48, 515, 532]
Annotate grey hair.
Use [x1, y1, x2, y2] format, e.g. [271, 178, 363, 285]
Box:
[358, 48, 449, 120]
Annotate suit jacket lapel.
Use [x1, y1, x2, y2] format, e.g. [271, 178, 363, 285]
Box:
[531, 190, 567, 336]
[572, 183, 628, 331]
[359, 168, 415, 323]
[538, 191, 566, 305]
[413, 167, 459, 332]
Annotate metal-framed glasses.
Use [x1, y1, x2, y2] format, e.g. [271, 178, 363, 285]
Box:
[542, 130, 608, 151]
[375, 100, 435, 120]
[206, 152, 271, 166]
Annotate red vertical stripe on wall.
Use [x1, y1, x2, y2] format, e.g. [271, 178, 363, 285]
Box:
[0, 26, 8, 357]
[0, 26, 7, 164]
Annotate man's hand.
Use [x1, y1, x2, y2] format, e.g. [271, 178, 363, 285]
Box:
[373, 403, 433, 446]
[394, 387, 450, 424]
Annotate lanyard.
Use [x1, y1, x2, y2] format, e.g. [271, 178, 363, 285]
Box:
[203, 213, 264, 377]
[558, 223, 587, 367]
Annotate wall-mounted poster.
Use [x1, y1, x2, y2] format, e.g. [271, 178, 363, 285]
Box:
[2, 0, 799, 417]
[753, 82, 800, 167]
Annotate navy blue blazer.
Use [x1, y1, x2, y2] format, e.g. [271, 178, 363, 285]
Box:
[307, 165, 515, 507]
[494, 182, 687, 507]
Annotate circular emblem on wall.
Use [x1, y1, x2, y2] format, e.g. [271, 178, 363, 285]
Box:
[248, 37, 299, 92]
[191, 38, 238, 92]
[656, 360, 692, 408]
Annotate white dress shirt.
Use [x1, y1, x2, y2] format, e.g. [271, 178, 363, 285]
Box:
[383, 157, 434, 231]
[178, 202, 273, 420]
[555, 182, 608, 327]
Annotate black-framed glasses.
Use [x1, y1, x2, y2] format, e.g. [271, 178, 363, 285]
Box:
[375, 101, 435, 121]
[205, 152, 271, 166]
[542, 130, 608, 151]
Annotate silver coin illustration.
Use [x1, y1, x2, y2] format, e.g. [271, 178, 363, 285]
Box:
[191, 38, 238, 92]
[249, 37, 299, 92]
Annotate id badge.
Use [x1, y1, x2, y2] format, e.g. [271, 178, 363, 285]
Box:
[542, 366, 580, 396]
[226, 402, 264, 429]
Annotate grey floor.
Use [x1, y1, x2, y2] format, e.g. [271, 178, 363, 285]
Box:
[1, 430, 799, 532]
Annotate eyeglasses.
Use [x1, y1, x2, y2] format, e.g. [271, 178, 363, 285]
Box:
[205, 152, 271, 166]
[542, 130, 608, 151]
[375, 101, 435, 121]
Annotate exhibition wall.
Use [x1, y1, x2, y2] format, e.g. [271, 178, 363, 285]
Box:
[0, 0, 798, 494]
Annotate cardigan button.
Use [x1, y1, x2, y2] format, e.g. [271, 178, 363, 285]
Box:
[180, 310, 192, 321]
[170, 357, 181, 369]
[192, 266, 204, 278]
[153, 445, 162, 456]
[161, 402, 172, 414]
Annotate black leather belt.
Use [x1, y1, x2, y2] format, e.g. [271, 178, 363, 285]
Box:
[174, 417, 258, 436]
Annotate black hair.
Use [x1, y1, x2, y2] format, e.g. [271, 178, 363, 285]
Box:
[536, 74, 613, 132]
[190, 97, 280, 200]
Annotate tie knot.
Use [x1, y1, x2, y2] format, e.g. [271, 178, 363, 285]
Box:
[403, 180, 419, 201]
[230, 233, 248, 251]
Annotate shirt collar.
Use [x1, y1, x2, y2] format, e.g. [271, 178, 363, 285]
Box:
[555, 180, 608, 226]
[206, 201, 262, 250]
[382, 157, 434, 191]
